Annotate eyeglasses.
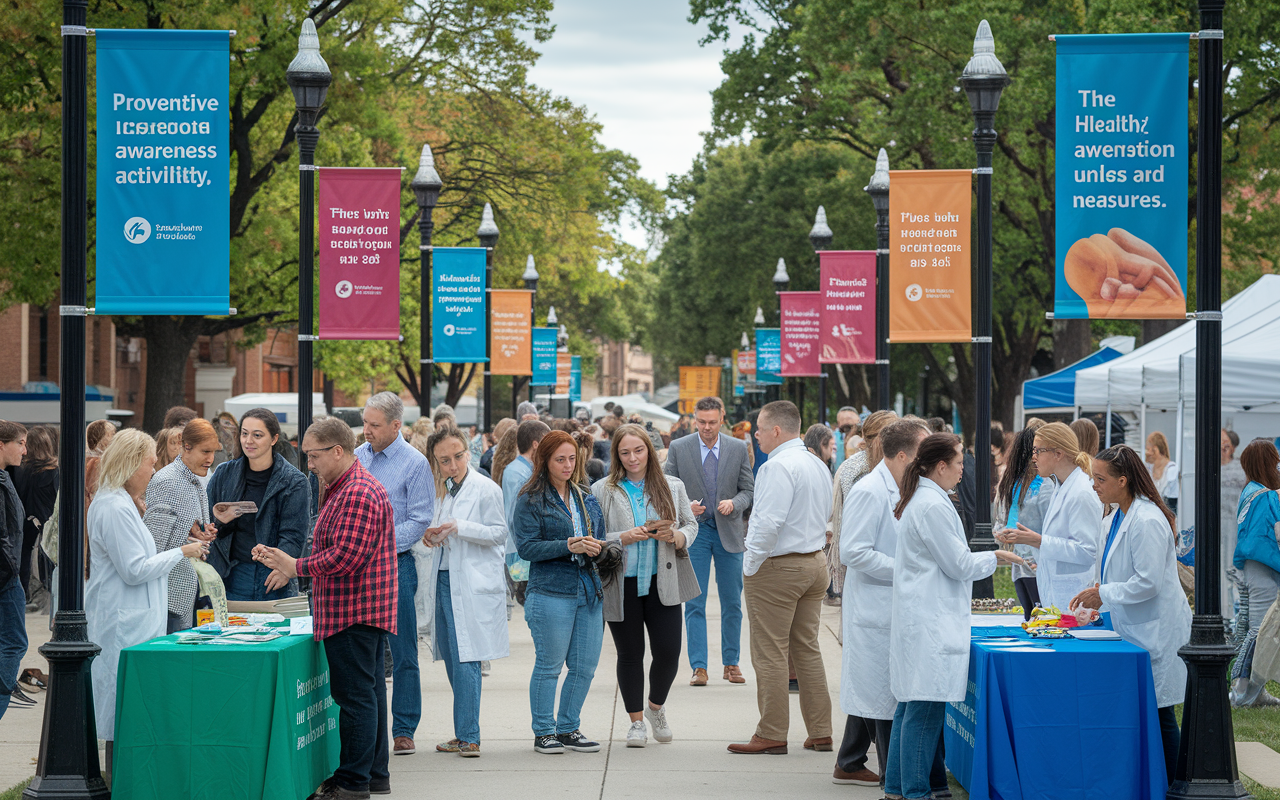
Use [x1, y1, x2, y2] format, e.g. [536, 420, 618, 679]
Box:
[303, 444, 339, 459]
[1032, 447, 1059, 456]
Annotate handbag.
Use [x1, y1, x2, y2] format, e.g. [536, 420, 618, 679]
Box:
[585, 485, 626, 581]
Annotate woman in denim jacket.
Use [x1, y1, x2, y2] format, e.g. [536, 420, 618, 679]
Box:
[512, 430, 606, 755]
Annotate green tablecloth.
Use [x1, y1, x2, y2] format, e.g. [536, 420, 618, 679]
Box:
[113, 629, 339, 800]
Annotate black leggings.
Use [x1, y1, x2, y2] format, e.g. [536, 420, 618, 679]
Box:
[607, 576, 683, 714]
[1014, 577, 1041, 620]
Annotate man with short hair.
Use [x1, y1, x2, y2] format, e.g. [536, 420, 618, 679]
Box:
[729, 401, 833, 755]
[163, 406, 199, 430]
[834, 406, 859, 467]
[666, 395, 754, 686]
[516, 401, 538, 422]
[356, 392, 434, 756]
[503, 420, 550, 533]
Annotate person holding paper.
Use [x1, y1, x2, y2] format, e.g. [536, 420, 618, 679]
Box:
[1069, 445, 1190, 784]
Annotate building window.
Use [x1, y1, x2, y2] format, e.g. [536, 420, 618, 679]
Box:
[627, 379, 638, 394]
[265, 366, 293, 393]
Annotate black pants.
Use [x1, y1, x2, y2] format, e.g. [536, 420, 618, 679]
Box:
[606, 576, 682, 714]
[837, 713, 893, 775]
[1014, 577, 1041, 620]
[324, 624, 390, 792]
[1158, 705, 1179, 785]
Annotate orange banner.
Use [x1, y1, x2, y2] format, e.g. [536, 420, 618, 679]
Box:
[489, 290, 532, 375]
[678, 366, 721, 414]
[889, 169, 972, 343]
[555, 352, 572, 394]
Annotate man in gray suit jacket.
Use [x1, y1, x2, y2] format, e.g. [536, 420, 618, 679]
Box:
[665, 396, 754, 686]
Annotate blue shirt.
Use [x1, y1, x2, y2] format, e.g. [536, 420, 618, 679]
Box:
[502, 455, 534, 529]
[621, 479, 658, 594]
[355, 435, 434, 553]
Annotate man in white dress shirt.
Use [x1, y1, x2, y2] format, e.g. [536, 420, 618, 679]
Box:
[728, 401, 834, 755]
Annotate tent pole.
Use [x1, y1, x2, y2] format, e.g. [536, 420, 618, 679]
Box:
[1139, 403, 1146, 453]
[1105, 401, 1112, 448]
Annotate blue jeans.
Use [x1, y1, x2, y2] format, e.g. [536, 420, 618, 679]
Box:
[226, 561, 294, 602]
[388, 552, 421, 738]
[323, 625, 390, 792]
[434, 569, 482, 743]
[884, 701, 947, 800]
[0, 578, 25, 721]
[525, 586, 603, 736]
[684, 522, 743, 669]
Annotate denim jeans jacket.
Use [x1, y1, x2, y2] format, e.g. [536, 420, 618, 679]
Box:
[511, 484, 605, 599]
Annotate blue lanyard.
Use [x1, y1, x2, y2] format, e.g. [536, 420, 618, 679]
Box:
[1101, 509, 1125, 578]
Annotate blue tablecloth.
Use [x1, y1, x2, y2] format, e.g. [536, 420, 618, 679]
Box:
[944, 626, 1166, 800]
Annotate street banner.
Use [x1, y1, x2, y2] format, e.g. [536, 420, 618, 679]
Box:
[755, 329, 782, 385]
[780, 292, 823, 377]
[531, 328, 557, 385]
[888, 169, 972, 342]
[555, 353, 572, 395]
[318, 168, 402, 340]
[678, 366, 721, 414]
[433, 248, 488, 364]
[1054, 34, 1190, 319]
[490, 290, 532, 375]
[95, 29, 230, 314]
[818, 251, 876, 363]
[737, 349, 755, 381]
[569, 355, 582, 402]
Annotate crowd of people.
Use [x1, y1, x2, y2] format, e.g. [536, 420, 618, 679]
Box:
[2, 390, 1279, 800]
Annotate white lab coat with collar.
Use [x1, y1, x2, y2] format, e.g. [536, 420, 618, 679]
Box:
[418, 471, 511, 663]
[1035, 467, 1104, 610]
[1098, 497, 1192, 707]
[85, 488, 185, 740]
[840, 460, 900, 719]
[889, 478, 998, 703]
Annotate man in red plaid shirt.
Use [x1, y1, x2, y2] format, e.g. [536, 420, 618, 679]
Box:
[256, 417, 397, 800]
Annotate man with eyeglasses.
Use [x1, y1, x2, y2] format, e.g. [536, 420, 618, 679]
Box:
[834, 407, 859, 468]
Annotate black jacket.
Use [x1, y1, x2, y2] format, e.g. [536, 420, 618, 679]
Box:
[205, 453, 312, 581]
[0, 469, 24, 586]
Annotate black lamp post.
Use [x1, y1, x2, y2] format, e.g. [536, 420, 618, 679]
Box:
[520, 254, 539, 407]
[864, 148, 892, 411]
[959, 20, 1009, 571]
[411, 143, 442, 414]
[478, 203, 499, 431]
[1169, 3, 1247, 798]
[773, 258, 790, 406]
[809, 207, 833, 425]
[286, 18, 331, 442]
[26, 3, 107, 798]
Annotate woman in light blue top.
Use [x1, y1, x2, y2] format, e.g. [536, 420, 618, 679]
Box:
[591, 424, 698, 747]
[1229, 438, 1280, 707]
[995, 425, 1057, 618]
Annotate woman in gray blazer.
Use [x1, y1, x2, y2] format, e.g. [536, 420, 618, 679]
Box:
[591, 424, 699, 748]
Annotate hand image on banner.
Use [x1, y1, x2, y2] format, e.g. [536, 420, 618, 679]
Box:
[818, 251, 876, 363]
[318, 168, 402, 340]
[780, 292, 823, 377]
[754, 329, 782, 385]
[490, 290, 533, 375]
[889, 169, 972, 343]
[95, 30, 230, 315]
[1054, 34, 1189, 320]
[678, 366, 722, 414]
[555, 353, 572, 395]
[531, 328, 558, 385]
[569, 355, 582, 403]
[433, 248, 488, 364]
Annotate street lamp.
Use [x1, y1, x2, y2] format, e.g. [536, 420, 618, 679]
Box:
[754, 305, 765, 326]
[546, 305, 558, 326]
[286, 17, 331, 443]
[772, 258, 790, 406]
[477, 203, 499, 432]
[741, 331, 750, 350]
[519, 254, 539, 406]
[809, 207, 833, 424]
[864, 147, 892, 410]
[959, 19, 1009, 568]
[410, 143, 442, 413]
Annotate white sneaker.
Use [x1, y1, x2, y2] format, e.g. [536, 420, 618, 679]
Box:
[626, 720, 647, 747]
[644, 705, 672, 743]
[481, 660, 491, 677]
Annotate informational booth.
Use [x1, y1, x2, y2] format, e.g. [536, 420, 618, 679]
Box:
[1018, 337, 1132, 425]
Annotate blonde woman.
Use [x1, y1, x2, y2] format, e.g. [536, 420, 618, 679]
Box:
[1145, 432, 1179, 513]
[828, 411, 897, 594]
[153, 428, 181, 472]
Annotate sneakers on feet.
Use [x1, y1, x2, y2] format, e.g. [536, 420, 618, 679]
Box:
[457, 742, 480, 758]
[626, 720, 647, 747]
[644, 706, 672, 743]
[481, 660, 491, 677]
[436, 739, 461, 753]
[556, 730, 601, 752]
[534, 734, 565, 754]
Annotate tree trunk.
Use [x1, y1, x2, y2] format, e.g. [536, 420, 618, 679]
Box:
[1140, 319, 1181, 347]
[141, 316, 203, 432]
[444, 363, 477, 408]
[1052, 319, 1091, 370]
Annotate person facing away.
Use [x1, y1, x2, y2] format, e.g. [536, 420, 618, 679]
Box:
[500, 420, 551, 598]
[1228, 438, 1280, 708]
[663, 395, 754, 687]
[0, 421, 29, 724]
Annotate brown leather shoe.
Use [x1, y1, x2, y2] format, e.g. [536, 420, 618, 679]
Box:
[690, 668, 708, 686]
[723, 665, 746, 684]
[832, 766, 880, 786]
[727, 735, 788, 755]
[393, 736, 416, 755]
[804, 736, 833, 752]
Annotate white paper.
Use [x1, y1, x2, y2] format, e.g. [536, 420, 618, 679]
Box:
[245, 613, 286, 625]
[970, 614, 1026, 628]
[289, 616, 314, 636]
[1067, 628, 1122, 641]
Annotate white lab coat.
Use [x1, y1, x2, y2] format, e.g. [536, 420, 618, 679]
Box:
[85, 488, 184, 740]
[1036, 467, 1103, 610]
[889, 478, 998, 703]
[840, 460, 899, 719]
[1098, 497, 1191, 707]
[417, 471, 511, 663]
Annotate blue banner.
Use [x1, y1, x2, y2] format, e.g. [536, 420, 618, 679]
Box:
[569, 355, 582, 402]
[531, 328, 557, 385]
[95, 30, 230, 314]
[433, 248, 488, 364]
[755, 328, 782, 385]
[1055, 34, 1190, 319]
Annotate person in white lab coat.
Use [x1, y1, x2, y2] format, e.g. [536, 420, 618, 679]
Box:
[418, 426, 510, 758]
[1069, 444, 1191, 785]
[997, 422, 1102, 610]
[886, 433, 1025, 800]
[833, 419, 929, 787]
[85, 429, 207, 781]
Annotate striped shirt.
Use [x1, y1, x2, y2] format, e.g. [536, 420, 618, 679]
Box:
[356, 435, 434, 554]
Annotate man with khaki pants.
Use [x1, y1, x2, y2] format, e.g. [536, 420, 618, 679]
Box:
[728, 401, 834, 755]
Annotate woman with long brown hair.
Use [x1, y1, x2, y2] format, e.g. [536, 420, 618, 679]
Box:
[994, 424, 1056, 617]
[1228, 439, 1280, 707]
[591, 423, 699, 747]
[12, 425, 58, 599]
[1144, 431, 1178, 513]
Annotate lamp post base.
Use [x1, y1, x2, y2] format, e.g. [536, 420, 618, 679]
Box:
[970, 522, 996, 600]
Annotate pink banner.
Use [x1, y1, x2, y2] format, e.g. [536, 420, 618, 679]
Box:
[780, 291, 822, 377]
[318, 168, 402, 340]
[819, 251, 876, 364]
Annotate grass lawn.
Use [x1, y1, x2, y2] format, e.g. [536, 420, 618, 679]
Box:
[0, 779, 29, 800]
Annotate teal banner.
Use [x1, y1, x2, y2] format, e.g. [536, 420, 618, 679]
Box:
[433, 248, 488, 363]
[531, 328, 557, 385]
[569, 355, 582, 402]
[754, 328, 782, 385]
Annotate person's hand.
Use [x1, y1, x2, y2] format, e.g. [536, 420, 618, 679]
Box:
[620, 526, 650, 546]
[422, 520, 458, 547]
[649, 526, 685, 549]
[567, 536, 602, 556]
[996, 524, 1042, 548]
[254, 546, 298, 579]
[264, 570, 290, 593]
[180, 540, 208, 559]
[690, 500, 706, 516]
[1070, 583, 1103, 611]
[190, 521, 218, 542]
[213, 503, 244, 524]
[994, 549, 1025, 567]
[716, 499, 735, 516]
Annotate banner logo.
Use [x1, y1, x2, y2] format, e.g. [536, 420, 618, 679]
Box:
[123, 216, 151, 244]
[334, 280, 353, 299]
[443, 324, 456, 336]
[906, 284, 922, 302]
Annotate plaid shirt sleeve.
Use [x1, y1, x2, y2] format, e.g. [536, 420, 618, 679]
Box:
[297, 476, 391, 579]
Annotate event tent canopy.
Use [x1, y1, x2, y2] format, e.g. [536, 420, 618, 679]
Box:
[1022, 337, 1132, 410]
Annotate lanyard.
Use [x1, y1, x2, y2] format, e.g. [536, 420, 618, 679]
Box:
[1101, 509, 1125, 578]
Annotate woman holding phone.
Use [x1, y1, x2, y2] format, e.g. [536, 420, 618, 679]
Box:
[591, 424, 699, 747]
[511, 431, 607, 755]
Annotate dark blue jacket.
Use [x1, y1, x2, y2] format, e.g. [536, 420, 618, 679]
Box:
[512, 483, 605, 599]
[206, 453, 311, 585]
